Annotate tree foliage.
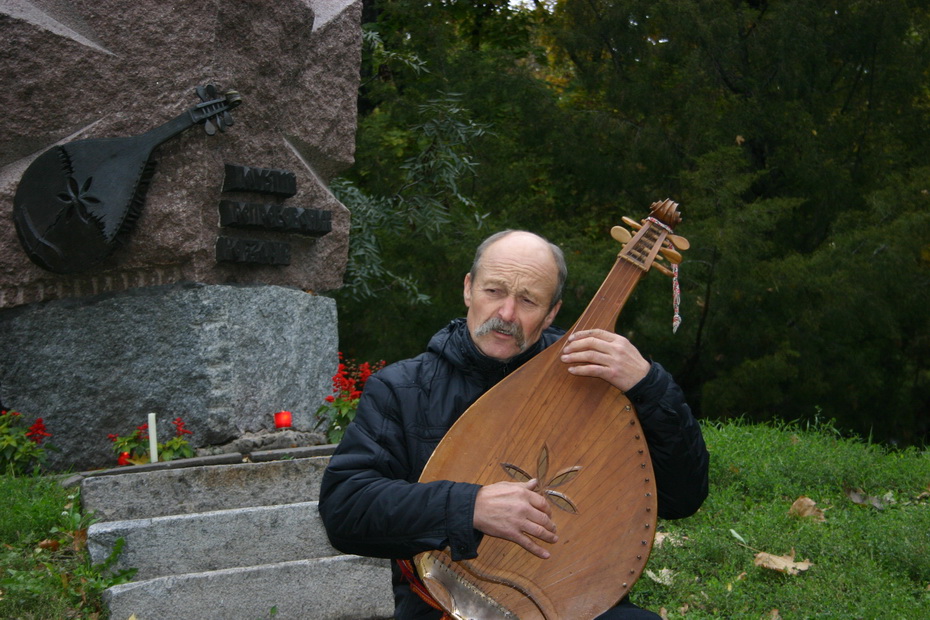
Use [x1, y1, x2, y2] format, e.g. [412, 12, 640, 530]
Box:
[332, 0, 930, 444]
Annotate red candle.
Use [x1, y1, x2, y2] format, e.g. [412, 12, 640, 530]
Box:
[274, 410, 292, 428]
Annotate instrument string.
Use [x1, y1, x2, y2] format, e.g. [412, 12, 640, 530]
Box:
[421, 216, 668, 617]
[488, 243, 649, 597]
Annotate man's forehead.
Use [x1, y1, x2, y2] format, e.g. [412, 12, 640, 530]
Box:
[473, 257, 556, 297]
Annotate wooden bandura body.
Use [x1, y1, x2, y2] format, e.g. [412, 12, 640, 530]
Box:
[415, 200, 686, 619]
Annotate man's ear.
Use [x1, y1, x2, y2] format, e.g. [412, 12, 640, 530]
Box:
[543, 300, 562, 330]
[463, 272, 473, 307]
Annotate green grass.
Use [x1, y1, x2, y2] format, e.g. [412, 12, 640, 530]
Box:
[1, 420, 927, 618]
[634, 419, 930, 618]
[0, 474, 133, 619]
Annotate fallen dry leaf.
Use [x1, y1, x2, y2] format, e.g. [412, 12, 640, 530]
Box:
[71, 529, 88, 552]
[654, 531, 687, 548]
[38, 539, 60, 551]
[753, 548, 813, 575]
[646, 568, 677, 586]
[789, 496, 826, 521]
[768, 609, 783, 619]
[844, 486, 885, 510]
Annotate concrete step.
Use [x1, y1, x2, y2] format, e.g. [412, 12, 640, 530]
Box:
[87, 501, 336, 580]
[102, 555, 394, 620]
[81, 455, 332, 521]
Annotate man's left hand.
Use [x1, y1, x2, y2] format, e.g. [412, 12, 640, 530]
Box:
[559, 328, 650, 392]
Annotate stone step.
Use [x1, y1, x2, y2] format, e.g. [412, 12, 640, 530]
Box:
[103, 555, 394, 620]
[88, 501, 337, 580]
[81, 454, 332, 521]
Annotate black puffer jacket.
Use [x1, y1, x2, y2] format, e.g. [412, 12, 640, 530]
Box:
[318, 318, 709, 619]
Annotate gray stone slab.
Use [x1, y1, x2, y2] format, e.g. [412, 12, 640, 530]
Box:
[0, 282, 339, 471]
[60, 453, 245, 488]
[81, 456, 330, 521]
[249, 443, 337, 462]
[88, 501, 336, 580]
[103, 555, 393, 620]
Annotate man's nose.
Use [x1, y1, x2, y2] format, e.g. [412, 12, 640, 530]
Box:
[498, 296, 517, 322]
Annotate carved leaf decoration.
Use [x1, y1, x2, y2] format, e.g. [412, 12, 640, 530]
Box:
[501, 463, 532, 483]
[537, 444, 549, 485]
[546, 490, 579, 514]
[547, 466, 582, 488]
[500, 445, 582, 515]
[57, 176, 101, 225]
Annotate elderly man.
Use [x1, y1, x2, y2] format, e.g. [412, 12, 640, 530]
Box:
[319, 230, 709, 619]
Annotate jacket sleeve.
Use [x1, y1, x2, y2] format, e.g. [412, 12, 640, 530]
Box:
[318, 373, 483, 562]
[625, 362, 709, 519]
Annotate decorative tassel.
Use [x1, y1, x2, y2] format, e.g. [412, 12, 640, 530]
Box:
[672, 262, 682, 333]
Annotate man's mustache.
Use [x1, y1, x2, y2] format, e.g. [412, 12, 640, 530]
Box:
[475, 317, 527, 351]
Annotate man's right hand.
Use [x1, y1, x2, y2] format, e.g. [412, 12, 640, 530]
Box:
[472, 479, 559, 559]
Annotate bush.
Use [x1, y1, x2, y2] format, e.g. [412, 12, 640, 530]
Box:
[0, 410, 53, 474]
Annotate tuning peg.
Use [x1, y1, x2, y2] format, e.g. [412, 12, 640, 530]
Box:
[611, 226, 632, 244]
[659, 247, 683, 264]
[668, 234, 690, 251]
[651, 261, 674, 277]
[196, 84, 218, 102]
[621, 216, 643, 231]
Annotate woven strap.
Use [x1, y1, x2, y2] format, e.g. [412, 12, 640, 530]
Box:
[396, 559, 453, 619]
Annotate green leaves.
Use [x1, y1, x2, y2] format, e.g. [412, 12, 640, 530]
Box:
[337, 1, 930, 442]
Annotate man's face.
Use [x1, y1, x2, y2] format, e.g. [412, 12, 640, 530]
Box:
[464, 232, 562, 361]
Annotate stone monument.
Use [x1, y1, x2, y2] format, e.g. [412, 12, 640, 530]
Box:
[0, 0, 362, 470]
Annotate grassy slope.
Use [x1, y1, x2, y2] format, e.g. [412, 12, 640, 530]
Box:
[635, 420, 930, 618]
[1, 420, 928, 618]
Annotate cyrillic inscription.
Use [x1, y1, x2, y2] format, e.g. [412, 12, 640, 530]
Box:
[218, 201, 331, 236]
[216, 236, 291, 265]
[222, 164, 297, 197]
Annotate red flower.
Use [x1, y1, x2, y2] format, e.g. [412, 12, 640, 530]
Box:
[172, 417, 193, 437]
[26, 418, 52, 445]
[117, 452, 131, 466]
[107, 433, 118, 442]
[134, 423, 149, 441]
[325, 395, 335, 403]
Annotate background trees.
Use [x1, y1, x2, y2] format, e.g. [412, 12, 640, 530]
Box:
[331, 0, 930, 445]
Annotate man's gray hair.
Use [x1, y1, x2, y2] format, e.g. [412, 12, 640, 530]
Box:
[469, 230, 567, 310]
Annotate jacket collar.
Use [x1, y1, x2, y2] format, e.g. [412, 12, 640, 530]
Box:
[429, 318, 552, 377]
